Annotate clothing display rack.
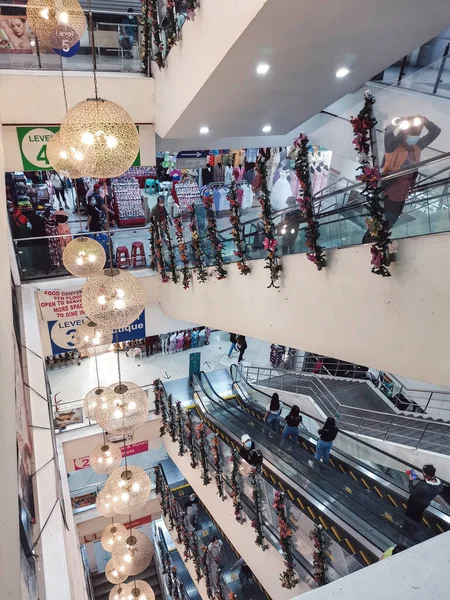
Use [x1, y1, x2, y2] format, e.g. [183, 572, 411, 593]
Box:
[201, 180, 254, 212]
[174, 176, 202, 212]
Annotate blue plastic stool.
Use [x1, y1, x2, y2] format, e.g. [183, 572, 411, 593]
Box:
[144, 179, 160, 194]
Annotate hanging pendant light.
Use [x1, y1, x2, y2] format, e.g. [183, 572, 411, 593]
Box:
[62, 237, 106, 278]
[112, 531, 154, 577]
[101, 521, 127, 552]
[105, 558, 128, 585]
[96, 488, 115, 518]
[124, 581, 156, 600]
[109, 583, 128, 600]
[74, 321, 112, 353]
[83, 386, 107, 421]
[89, 441, 122, 475]
[27, 0, 86, 50]
[94, 382, 149, 435]
[82, 269, 146, 329]
[60, 98, 139, 178]
[47, 132, 84, 178]
[103, 465, 151, 515]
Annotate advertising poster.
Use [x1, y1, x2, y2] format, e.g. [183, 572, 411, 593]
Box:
[0, 16, 33, 53]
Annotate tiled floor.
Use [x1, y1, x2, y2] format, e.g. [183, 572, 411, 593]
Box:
[48, 330, 273, 411]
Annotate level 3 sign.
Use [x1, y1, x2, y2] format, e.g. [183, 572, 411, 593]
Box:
[48, 317, 85, 355]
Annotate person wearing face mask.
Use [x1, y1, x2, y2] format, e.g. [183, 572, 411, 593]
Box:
[207, 536, 224, 565]
[86, 196, 103, 232]
[363, 114, 440, 243]
[239, 434, 263, 467]
[185, 493, 199, 529]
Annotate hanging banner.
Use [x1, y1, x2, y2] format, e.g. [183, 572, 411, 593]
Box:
[113, 310, 146, 342]
[48, 317, 85, 355]
[73, 440, 149, 471]
[37, 288, 85, 321]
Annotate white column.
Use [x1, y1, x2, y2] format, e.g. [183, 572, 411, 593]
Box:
[0, 121, 22, 595]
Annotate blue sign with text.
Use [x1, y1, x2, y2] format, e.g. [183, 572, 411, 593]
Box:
[113, 311, 146, 343]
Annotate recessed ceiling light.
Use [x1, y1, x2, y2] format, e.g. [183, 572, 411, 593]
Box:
[199, 126, 209, 134]
[262, 125, 272, 133]
[256, 63, 270, 75]
[336, 67, 350, 78]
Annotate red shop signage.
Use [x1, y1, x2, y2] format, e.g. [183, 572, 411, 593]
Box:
[73, 440, 149, 471]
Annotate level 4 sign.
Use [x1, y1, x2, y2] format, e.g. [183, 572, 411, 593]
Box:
[17, 126, 60, 171]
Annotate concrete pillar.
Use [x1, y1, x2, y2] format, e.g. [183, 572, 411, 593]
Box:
[0, 121, 22, 595]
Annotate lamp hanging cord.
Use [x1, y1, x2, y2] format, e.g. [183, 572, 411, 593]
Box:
[87, 2, 99, 101]
[59, 53, 68, 113]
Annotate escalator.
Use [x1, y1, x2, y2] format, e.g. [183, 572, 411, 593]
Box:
[189, 369, 450, 569]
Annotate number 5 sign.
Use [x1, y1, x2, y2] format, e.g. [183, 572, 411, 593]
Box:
[16, 126, 60, 171]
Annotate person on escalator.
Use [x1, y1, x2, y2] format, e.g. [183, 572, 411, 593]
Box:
[282, 405, 302, 441]
[308, 417, 338, 469]
[240, 434, 263, 468]
[264, 393, 282, 438]
[404, 464, 443, 527]
[185, 493, 199, 529]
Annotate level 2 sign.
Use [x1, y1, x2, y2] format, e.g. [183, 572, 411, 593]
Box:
[17, 126, 60, 171]
[176, 150, 208, 170]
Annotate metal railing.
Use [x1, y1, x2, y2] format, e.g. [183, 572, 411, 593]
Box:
[240, 365, 450, 455]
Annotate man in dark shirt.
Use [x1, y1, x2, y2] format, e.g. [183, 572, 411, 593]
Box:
[120, 8, 138, 58]
[86, 198, 102, 232]
[405, 464, 443, 526]
[239, 434, 262, 468]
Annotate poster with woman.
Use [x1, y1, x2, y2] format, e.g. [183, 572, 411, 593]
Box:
[0, 16, 33, 53]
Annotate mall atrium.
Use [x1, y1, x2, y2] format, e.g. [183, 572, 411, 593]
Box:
[1, 1, 450, 599]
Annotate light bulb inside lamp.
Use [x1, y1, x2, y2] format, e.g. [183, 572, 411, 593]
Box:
[58, 11, 69, 23]
[106, 135, 118, 149]
[400, 120, 410, 130]
[98, 295, 107, 305]
[114, 299, 125, 310]
[82, 132, 95, 145]
[39, 7, 49, 19]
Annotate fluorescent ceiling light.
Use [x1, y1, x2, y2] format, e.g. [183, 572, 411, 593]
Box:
[262, 125, 272, 133]
[336, 67, 350, 78]
[256, 63, 270, 75]
[199, 126, 209, 134]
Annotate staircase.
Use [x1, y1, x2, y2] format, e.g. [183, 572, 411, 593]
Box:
[241, 367, 450, 456]
[92, 558, 162, 600]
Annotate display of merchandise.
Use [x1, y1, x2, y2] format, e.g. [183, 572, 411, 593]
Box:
[45, 351, 81, 368]
[201, 181, 254, 213]
[174, 179, 201, 212]
[270, 344, 296, 369]
[122, 166, 158, 189]
[112, 178, 145, 227]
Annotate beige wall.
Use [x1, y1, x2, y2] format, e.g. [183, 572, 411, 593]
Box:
[150, 233, 450, 387]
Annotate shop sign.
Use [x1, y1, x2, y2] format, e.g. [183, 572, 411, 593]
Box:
[113, 310, 146, 342]
[73, 440, 149, 471]
[17, 127, 60, 171]
[16, 126, 141, 172]
[48, 317, 85, 355]
[176, 150, 208, 170]
[37, 288, 84, 321]
[125, 514, 152, 529]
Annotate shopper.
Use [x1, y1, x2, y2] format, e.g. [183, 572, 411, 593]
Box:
[207, 536, 224, 565]
[282, 405, 302, 441]
[228, 333, 237, 357]
[280, 197, 302, 255]
[185, 493, 199, 529]
[50, 172, 69, 209]
[405, 465, 443, 526]
[308, 417, 339, 468]
[380, 544, 407, 560]
[119, 8, 138, 58]
[236, 335, 247, 363]
[86, 197, 103, 233]
[239, 434, 263, 468]
[231, 558, 254, 589]
[264, 393, 282, 437]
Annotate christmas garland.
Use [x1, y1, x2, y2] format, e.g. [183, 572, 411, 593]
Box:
[176, 401, 186, 456]
[158, 539, 169, 574]
[170, 566, 182, 600]
[211, 436, 225, 499]
[159, 390, 169, 437]
[165, 0, 178, 50]
[185, 0, 197, 21]
[309, 524, 330, 586]
[250, 467, 265, 547]
[155, 465, 170, 518]
[149, 220, 157, 272]
[191, 532, 203, 582]
[227, 179, 250, 275]
[174, 216, 191, 289]
[350, 91, 392, 277]
[167, 393, 177, 442]
[202, 190, 227, 280]
[257, 149, 282, 288]
[140, 0, 151, 76]
[185, 410, 198, 469]
[273, 492, 299, 589]
[149, 0, 164, 69]
[215, 567, 225, 600]
[230, 450, 244, 523]
[188, 203, 208, 283]
[153, 378, 162, 415]
[162, 218, 179, 284]
[152, 220, 169, 283]
[180, 512, 192, 561]
[203, 548, 214, 600]
[294, 133, 326, 270]
[195, 423, 211, 486]
[165, 482, 176, 531]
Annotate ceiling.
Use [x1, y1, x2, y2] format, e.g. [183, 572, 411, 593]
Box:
[160, 0, 450, 143]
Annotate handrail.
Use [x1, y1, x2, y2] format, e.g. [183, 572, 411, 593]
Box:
[233, 365, 450, 485]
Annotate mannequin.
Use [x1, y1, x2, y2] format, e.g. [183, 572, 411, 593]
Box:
[160, 332, 170, 354]
[224, 164, 233, 184]
[176, 331, 185, 352]
[202, 165, 213, 185]
[213, 162, 224, 182]
[198, 328, 206, 348]
[233, 164, 245, 181]
[184, 330, 191, 350]
[168, 332, 177, 354]
[271, 165, 292, 211]
[191, 328, 199, 348]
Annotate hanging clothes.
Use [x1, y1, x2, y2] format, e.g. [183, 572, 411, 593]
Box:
[191, 329, 199, 348]
[224, 165, 233, 184]
[233, 166, 245, 181]
[176, 331, 185, 351]
[168, 333, 177, 353]
[183, 330, 191, 350]
[212, 163, 224, 182]
[45, 214, 62, 267]
[54, 210, 72, 249]
[198, 329, 206, 347]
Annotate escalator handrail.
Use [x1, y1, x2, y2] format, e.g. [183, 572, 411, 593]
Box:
[230, 365, 450, 488]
